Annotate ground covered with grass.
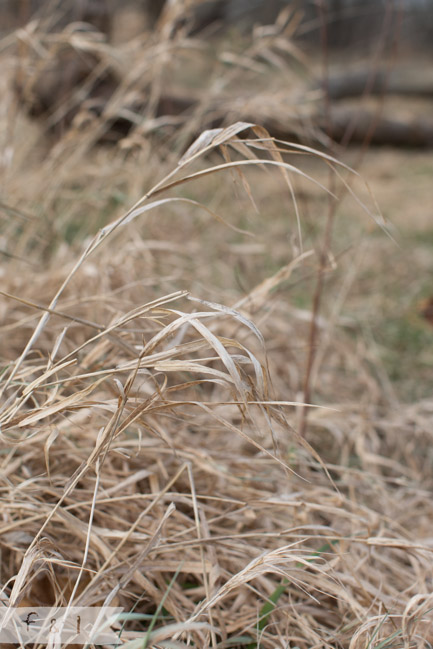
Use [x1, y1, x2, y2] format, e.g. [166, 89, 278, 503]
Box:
[1, 7, 433, 649]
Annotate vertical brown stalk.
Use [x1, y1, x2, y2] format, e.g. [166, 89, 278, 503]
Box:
[299, 0, 400, 438]
[299, 0, 336, 438]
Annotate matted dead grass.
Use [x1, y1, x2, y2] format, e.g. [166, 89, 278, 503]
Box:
[1, 6, 433, 649]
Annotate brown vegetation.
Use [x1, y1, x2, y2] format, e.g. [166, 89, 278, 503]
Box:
[1, 5, 433, 649]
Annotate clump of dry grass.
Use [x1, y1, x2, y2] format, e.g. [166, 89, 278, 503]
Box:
[1, 6, 433, 649]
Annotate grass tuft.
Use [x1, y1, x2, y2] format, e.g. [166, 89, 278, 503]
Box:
[1, 4, 432, 649]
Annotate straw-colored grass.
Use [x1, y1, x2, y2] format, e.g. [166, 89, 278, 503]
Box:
[1, 5, 433, 649]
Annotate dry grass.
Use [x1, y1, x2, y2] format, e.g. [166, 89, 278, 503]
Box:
[1, 5, 433, 649]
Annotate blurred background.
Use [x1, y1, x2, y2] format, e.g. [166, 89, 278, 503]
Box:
[1, 0, 432, 401]
[3, 0, 433, 51]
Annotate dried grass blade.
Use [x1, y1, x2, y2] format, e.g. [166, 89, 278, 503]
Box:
[186, 317, 248, 401]
[17, 377, 106, 428]
[179, 122, 255, 166]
